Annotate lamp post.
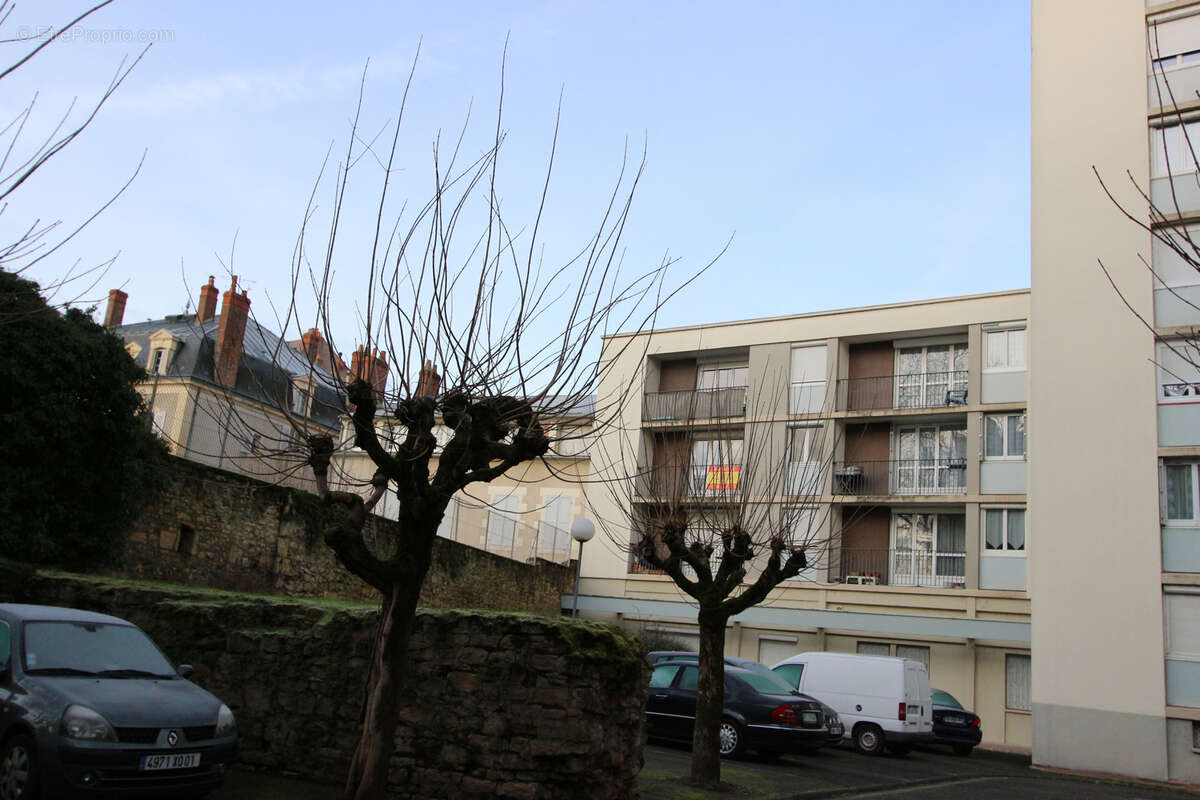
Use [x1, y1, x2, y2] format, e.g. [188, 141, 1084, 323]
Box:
[569, 518, 596, 618]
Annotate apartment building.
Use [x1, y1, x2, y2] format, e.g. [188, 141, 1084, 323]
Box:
[581, 290, 1033, 748]
[1031, 0, 1200, 782]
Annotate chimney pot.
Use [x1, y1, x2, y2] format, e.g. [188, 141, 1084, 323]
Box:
[197, 275, 219, 323]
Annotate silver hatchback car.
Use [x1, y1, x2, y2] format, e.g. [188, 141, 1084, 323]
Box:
[0, 604, 237, 799]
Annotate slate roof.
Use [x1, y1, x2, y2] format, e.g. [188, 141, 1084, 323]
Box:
[115, 313, 344, 430]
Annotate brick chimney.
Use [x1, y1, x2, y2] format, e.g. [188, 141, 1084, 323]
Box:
[350, 346, 390, 402]
[214, 275, 250, 388]
[197, 275, 219, 323]
[300, 328, 322, 361]
[416, 360, 440, 398]
[103, 289, 127, 329]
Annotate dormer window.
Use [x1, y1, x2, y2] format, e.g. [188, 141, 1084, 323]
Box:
[291, 375, 316, 417]
[150, 349, 166, 375]
[146, 329, 181, 376]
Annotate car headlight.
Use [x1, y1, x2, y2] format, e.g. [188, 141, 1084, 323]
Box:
[60, 705, 116, 741]
[215, 704, 236, 737]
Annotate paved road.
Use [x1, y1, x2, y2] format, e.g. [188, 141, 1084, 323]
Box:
[212, 744, 1197, 799]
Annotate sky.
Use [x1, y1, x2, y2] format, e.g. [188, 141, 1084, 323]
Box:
[2, 1, 1031, 359]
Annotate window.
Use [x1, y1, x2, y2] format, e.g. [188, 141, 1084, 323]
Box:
[893, 513, 966, 586]
[857, 641, 890, 657]
[984, 414, 1026, 459]
[1158, 342, 1200, 404]
[291, 383, 310, 415]
[984, 328, 1026, 371]
[983, 508, 1026, 553]
[691, 438, 743, 495]
[782, 506, 822, 582]
[789, 345, 827, 413]
[787, 425, 823, 495]
[649, 664, 681, 689]
[150, 348, 166, 375]
[0, 620, 9, 673]
[486, 493, 519, 551]
[896, 645, 931, 672]
[177, 525, 196, 556]
[773, 662, 804, 687]
[698, 365, 748, 390]
[1165, 593, 1200, 660]
[1151, 122, 1200, 177]
[437, 497, 457, 540]
[1153, 49, 1200, 72]
[1166, 463, 1200, 522]
[1005, 654, 1031, 712]
[894, 424, 967, 494]
[896, 343, 968, 408]
[540, 494, 573, 559]
[677, 665, 699, 691]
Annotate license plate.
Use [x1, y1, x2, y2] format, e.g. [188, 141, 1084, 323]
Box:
[139, 753, 201, 771]
[943, 714, 965, 725]
[830, 724, 844, 736]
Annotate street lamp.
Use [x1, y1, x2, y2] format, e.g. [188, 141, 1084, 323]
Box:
[569, 518, 596, 618]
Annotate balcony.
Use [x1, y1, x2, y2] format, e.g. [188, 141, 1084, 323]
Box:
[643, 386, 747, 422]
[636, 464, 744, 499]
[836, 371, 968, 412]
[832, 459, 967, 496]
[831, 547, 966, 589]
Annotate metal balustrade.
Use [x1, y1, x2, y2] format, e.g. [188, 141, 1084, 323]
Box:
[832, 459, 967, 495]
[836, 371, 969, 411]
[643, 386, 748, 422]
[831, 547, 966, 588]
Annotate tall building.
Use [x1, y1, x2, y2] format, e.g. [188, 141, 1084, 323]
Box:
[581, 290, 1034, 749]
[1032, 0, 1200, 782]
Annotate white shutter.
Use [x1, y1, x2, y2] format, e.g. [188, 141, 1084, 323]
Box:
[1005, 654, 1032, 711]
[757, 638, 799, 667]
[1166, 593, 1200, 659]
[896, 645, 931, 672]
[857, 642, 890, 657]
[1152, 14, 1200, 59]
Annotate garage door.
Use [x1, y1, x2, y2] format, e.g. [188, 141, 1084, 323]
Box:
[758, 638, 799, 667]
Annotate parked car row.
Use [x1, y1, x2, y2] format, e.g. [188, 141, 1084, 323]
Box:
[645, 649, 981, 760]
[0, 603, 237, 799]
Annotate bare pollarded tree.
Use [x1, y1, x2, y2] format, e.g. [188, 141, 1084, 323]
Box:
[231, 54, 717, 800]
[593, 365, 838, 786]
[0, 0, 149, 319]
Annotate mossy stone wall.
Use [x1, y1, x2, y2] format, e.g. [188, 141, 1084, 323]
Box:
[0, 570, 647, 800]
[118, 456, 572, 612]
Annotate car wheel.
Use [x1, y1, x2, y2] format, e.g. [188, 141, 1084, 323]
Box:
[853, 723, 885, 756]
[0, 734, 38, 800]
[952, 744, 974, 757]
[718, 718, 746, 758]
[887, 743, 912, 756]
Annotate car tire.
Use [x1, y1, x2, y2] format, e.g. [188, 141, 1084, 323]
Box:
[718, 718, 746, 758]
[887, 743, 912, 756]
[853, 723, 885, 756]
[952, 744, 974, 757]
[0, 733, 39, 800]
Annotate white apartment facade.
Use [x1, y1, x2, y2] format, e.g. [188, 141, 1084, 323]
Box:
[1032, 0, 1200, 783]
[581, 290, 1034, 748]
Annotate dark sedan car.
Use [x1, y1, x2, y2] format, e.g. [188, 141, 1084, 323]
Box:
[646, 658, 843, 758]
[0, 604, 237, 799]
[931, 688, 982, 756]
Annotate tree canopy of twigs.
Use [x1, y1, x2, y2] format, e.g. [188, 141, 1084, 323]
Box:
[236, 49, 716, 800]
[0, 0, 148, 319]
[591, 361, 837, 785]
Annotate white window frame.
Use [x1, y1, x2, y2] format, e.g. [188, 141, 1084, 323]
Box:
[894, 342, 969, 408]
[1005, 653, 1032, 712]
[789, 344, 828, 414]
[786, 424, 823, 495]
[890, 511, 967, 587]
[982, 326, 1027, 372]
[486, 493, 520, 551]
[893, 423, 967, 494]
[1157, 341, 1200, 405]
[150, 348, 167, 375]
[982, 506, 1027, 556]
[1151, 121, 1200, 178]
[983, 413, 1026, 461]
[1163, 461, 1200, 526]
[1164, 590, 1200, 662]
[697, 363, 749, 390]
[782, 505, 823, 582]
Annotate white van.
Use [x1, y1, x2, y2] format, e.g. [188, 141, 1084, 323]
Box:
[771, 652, 933, 755]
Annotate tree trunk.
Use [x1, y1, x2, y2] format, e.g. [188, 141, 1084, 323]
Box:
[690, 607, 728, 786]
[342, 577, 423, 800]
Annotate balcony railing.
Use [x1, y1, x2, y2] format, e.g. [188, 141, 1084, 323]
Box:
[636, 464, 745, 498]
[836, 371, 969, 412]
[643, 386, 747, 422]
[831, 547, 966, 589]
[833, 459, 967, 496]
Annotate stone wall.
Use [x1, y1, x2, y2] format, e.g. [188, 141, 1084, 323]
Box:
[0, 568, 647, 800]
[118, 456, 572, 612]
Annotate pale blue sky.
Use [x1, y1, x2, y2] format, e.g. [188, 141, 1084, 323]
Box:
[3, 1, 1030, 343]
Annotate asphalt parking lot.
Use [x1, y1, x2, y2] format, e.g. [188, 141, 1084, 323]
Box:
[212, 743, 1200, 799]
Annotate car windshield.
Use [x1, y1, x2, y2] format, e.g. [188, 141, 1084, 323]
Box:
[23, 621, 175, 677]
[734, 668, 797, 695]
[932, 690, 963, 709]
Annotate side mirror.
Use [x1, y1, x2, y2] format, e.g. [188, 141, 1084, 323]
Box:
[177, 664, 194, 678]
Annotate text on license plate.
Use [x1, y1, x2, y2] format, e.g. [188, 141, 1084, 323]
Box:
[943, 714, 964, 725]
[140, 753, 201, 771]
